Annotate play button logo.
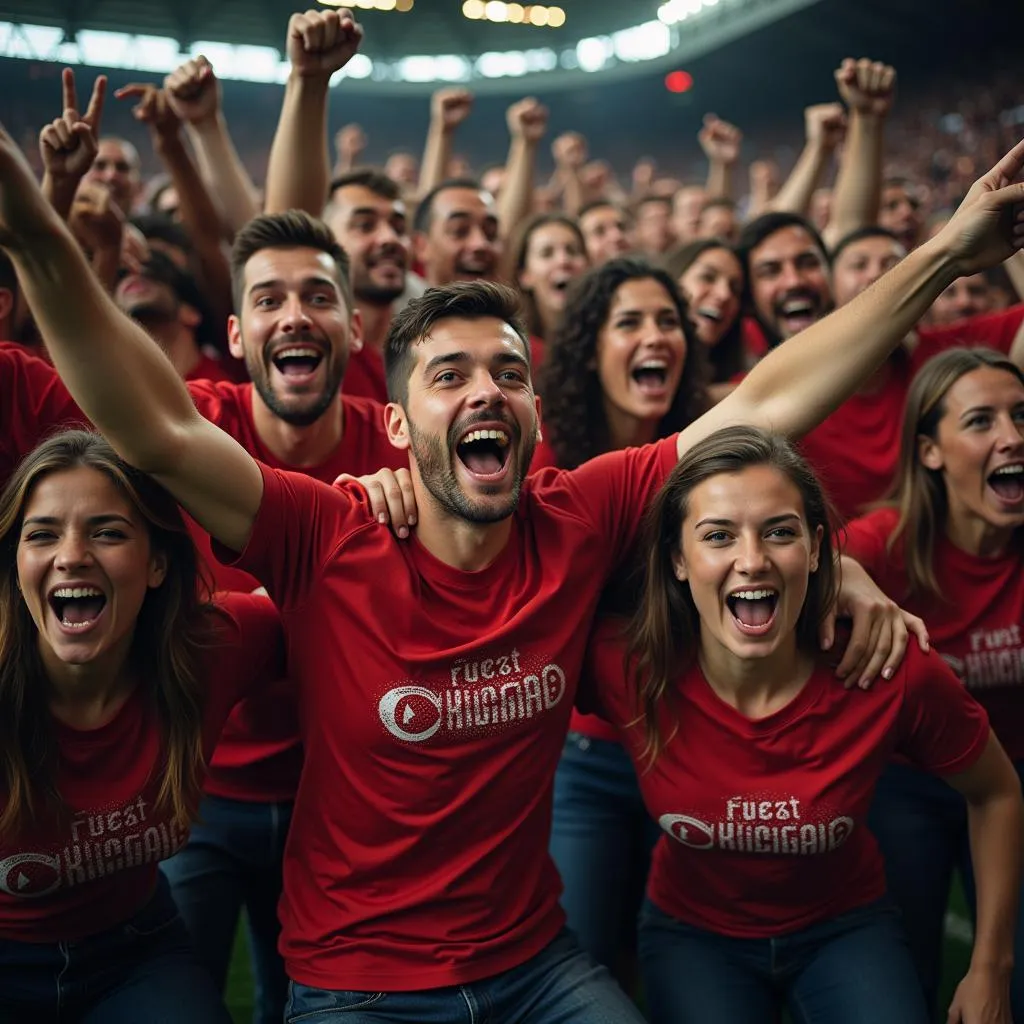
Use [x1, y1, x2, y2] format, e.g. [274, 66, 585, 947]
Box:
[659, 813, 715, 850]
[379, 686, 443, 743]
[0, 852, 61, 898]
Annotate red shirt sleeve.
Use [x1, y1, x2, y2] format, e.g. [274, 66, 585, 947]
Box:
[896, 645, 991, 776]
[577, 616, 632, 722]
[841, 509, 897, 579]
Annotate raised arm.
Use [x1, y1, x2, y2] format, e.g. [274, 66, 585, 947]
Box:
[699, 114, 742, 200]
[418, 88, 473, 199]
[822, 58, 896, 251]
[165, 56, 261, 236]
[678, 138, 1024, 458]
[552, 132, 587, 216]
[0, 125, 263, 551]
[769, 103, 846, 217]
[497, 98, 547, 237]
[264, 8, 364, 216]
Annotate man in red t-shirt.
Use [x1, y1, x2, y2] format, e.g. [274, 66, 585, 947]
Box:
[325, 169, 410, 406]
[9, 114, 1024, 1020]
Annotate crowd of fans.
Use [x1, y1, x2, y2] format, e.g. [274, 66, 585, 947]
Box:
[1, 5, 1024, 1024]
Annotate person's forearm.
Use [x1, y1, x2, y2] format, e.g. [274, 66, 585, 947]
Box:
[967, 788, 1023, 973]
[728, 237, 959, 440]
[41, 173, 79, 223]
[418, 120, 453, 200]
[705, 159, 734, 200]
[823, 112, 884, 250]
[187, 115, 261, 232]
[90, 244, 121, 294]
[264, 72, 330, 215]
[497, 137, 536, 238]
[10, 220, 199, 473]
[769, 141, 831, 217]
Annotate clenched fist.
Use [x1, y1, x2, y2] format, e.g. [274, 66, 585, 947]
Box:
[835, 58, 897, 119]
[699, 114, 742, 165]
[805, 103, 847, 149]
[507, 98, 548, 143]
[431, 88, 474, 131]
[165, 56, 220, 126]
[287, 9, 364, 80]
[553, 132, 587, 170]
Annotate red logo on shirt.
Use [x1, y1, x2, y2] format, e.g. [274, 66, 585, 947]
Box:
[0, 852, 61, 898]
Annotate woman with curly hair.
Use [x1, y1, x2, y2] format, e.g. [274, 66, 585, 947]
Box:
[538, 256, 709, 987]
[507, 212, 589, 362]
[0, 430, 283, 1023]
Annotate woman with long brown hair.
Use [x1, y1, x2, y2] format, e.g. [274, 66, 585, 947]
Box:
[0, 430, 283, 1023]
[844, 347, 1024, 1020]
[583, 424, 1022, 1024]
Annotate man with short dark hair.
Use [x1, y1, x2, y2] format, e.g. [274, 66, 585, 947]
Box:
[412, 178, 501, 286]
[578, 199, 632, 266]
[697, 196, 739, 243]
[879, 177, 926, 252]
[84, 136, 142, 215]
[325, 169, 410, 403]
[633, 195, 675, 256]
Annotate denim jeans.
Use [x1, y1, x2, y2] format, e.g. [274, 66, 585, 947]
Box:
[0, 872, 231, 1023]
[638, 898, 928, 1024]
[284, 927, 645, 1023]
[868, 759, 1024, 1021]
[161, 794, 292, 1024]
[549, 733, 660, 975]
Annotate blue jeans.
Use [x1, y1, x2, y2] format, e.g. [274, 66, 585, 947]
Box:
[868, 760, 1024, 1021]
[638, 898, 928, 1024]
[161, 794, 292, 1024]
[284, 928, 646, 1023]
[0, 872, 231, 1023]
[549, 733, 660, 975]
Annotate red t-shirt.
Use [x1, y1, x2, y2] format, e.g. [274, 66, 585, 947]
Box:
[916, 304, 1024, 362]
[0, 343, 87, 487]
[185, 351, 234, 384]
[0, 593, 284, 943]
[844, 507, 1024, 759]
[186, 380, 407, 803]
[341, 346, 388, 406]
[796, 354, 915, 523]
[583, 620, 989, 938]
[215, 436, 679, 989]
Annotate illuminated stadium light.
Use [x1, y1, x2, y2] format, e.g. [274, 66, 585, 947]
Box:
[528, 6, 549, 26]
[547, 7, 566, 27]
[462, 0, 485, 17]
[484, 1, 509, 22]
[464, 3, 564, 26]
[575, 35, 613, 73]
[324, 0, 413, 8]
[612, 21, 671, 62]
[507, 3, 525, 23]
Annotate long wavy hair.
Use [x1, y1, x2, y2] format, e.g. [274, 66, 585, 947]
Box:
[539, 257, 709, 469]
[626, 426, 837, 767]
[506, 213, 588, 341]
[884, 347, 1024, 598]
[0, 430, 218, 840]
[662, 239, 747, 384]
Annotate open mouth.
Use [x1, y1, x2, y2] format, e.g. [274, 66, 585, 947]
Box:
[988, 464, 1024, 504]
[271, 345, 325, 381]
[631, 360, 670, 394]
[726, 588, 779, 635]
[455, 427, 512, 478]
[48, 585, 108, 631]
[696, 306, 722, 323]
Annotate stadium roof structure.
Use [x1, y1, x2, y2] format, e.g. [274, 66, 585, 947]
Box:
[0, 0, 826, 93]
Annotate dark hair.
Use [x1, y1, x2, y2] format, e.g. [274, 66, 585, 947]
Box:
[626, 425, 836, 766]
[230, 210, 353, 314]
[662, 239, 746, 383]
[0, 431, 219, 839]
[329, 168, 401, 201]
[384, 281, 529, 404]
[884, 347, 1024, 598]
[0, 251, 17, 302]
[578, 199, 632, 225]
[507, 213, 587, 339]
[700, 196, 737, 215]
[539, 258, 709, 469]
[413, 178, 484, 235]
[830, 225, 904, 264]
[132, 214, 192, 255]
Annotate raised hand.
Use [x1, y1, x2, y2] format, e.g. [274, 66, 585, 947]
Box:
[552, 131, 588, 170]
[287, 8, 364, 80]
[805, 102, 848, 149]
[68, 181, 124, 255]
[749, 159, 779, 192]
[431, 88, 474, 131]
[164, 55, 220, 126]
[39, 68, 107, 183]
[933, 137, 1024, 276]
[835, 58, 897, 119]
[507, 97, 548, 143]
[114, 83, 180, 138]
[632, 157, 655, 192]
[699, 114, 743, 165]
